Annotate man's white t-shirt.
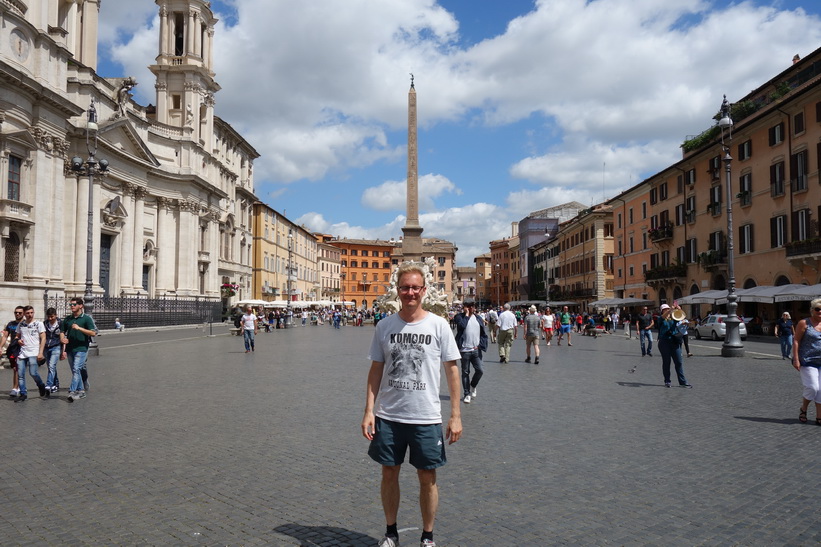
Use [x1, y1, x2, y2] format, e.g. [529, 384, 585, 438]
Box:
[18, 320, 45, 359]
[369, 312, 460, 424]
[241, 313, 256, 330]
[497, 310, 517, 331]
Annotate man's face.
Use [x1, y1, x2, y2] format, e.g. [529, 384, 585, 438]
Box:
[563, 306, 568, 312]
[23, 309, 34, 322]
[464, 304, 475, 315]
[47, 314, 57, 323]
[397, 272, 425, 308]
[70, 301, 82, 314]
[13, 308, 23, 321]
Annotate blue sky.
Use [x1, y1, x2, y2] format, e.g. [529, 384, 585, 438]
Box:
[98, 0, 821, 264]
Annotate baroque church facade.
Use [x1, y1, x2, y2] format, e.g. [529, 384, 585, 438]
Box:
[0, 0, 257, 316]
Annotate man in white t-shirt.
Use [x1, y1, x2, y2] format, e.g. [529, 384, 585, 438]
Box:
[496, 304, 517, 363]
[362, 262, 462, 547]
[240, 306, 258, 353]
[16, 305, 47, 400]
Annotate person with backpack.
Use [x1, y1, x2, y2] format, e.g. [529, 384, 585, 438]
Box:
[657, 303, 691, 388]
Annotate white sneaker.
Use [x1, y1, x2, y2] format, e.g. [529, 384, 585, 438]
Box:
[470, 387, 477, 398]
[547, 341, 551, 346]
[463, 395, 471, 404]
[378, 535, 399, 547]
[9, 388, 19, 397]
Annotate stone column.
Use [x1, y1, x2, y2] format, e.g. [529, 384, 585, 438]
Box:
[187, 10, 196, 55]
[159, 5, 168, 57]
[120, 183, 136, 293]
[155, 197, 176, 293]
[177, 200, 199, 293]
[81, 0, 100, 70]
[194, 15, 201, 57]
[132, 187, 146, 291]
[167, 7, 175, 56]
[74, 176, 89, 286]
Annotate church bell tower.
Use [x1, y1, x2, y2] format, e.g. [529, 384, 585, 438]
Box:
[149, 0, 220, 147]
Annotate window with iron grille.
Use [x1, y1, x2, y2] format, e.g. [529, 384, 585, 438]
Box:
[3, 232, 20, 282]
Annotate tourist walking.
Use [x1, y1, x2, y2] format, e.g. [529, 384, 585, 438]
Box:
[657, 304, 691, 388]
[557, 305, 573, 346]
[523, 305, 541, 364]
[454, 301, 487, 404]
[0, 305, 24, 397]
[776, 312, 794, 360]
[793, 299, 821, 425]
[240, 306, 258, 353]
[61, 297, 97, 402]
[487, 308, 498, 343]
[496, 304, 517, 363]
[636, 306, 655, 357]
[43, 307, 65, 393]
[362, 262, 462, 547]
[15, 305, 47, 401]
[541, 306, 555, 346]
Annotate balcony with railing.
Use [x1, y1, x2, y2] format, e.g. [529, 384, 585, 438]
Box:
[648, 223, 674, 244]
[697, 250, 727, 271]
[786, 238, 821, 257]
[645, 262, 687, 285]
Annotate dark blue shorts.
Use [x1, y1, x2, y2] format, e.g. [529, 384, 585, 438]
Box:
[367, 417, 446, 470]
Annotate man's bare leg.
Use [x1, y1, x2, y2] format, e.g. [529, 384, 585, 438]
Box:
[418, 468, 438, 534]
[381, 465, 401, 526]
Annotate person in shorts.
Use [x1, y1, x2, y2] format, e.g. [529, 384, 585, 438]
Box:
[524, 305, 541, 364]
[541, 306, 555, 346]
[362, 262, 462, 547]
[557, 305, 573, 346]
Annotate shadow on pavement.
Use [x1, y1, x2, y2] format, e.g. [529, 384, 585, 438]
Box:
[274, 524, 377, 546]
[617, 381, 665, 388]
[734, 416, 802, 425]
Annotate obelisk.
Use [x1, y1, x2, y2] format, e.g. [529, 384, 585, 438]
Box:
[401, 74, 424, 262]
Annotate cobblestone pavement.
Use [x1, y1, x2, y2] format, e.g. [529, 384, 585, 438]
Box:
[1, 323, 820, 546]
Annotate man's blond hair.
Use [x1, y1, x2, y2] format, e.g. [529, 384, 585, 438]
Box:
[396, 262, 426, 285]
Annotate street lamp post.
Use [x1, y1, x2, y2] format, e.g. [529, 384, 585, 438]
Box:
[717, 95, 744, 357]
[70, 98, 109, 318]
[286, 228, 294, 328]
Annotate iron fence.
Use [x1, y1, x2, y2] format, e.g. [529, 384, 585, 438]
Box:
[44, 295, 222, 329]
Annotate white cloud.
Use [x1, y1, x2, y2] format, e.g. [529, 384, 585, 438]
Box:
[361, 173, 461, 211]
[99, 0, 821, 264]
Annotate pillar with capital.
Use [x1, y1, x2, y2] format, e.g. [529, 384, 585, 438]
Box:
[155, 196, 177, 294]
[132, 187, 147, 292]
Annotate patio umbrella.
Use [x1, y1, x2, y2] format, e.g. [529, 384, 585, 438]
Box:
[736, 284, 806, 303]
[773, 283, 821, 302]
[676, 290, 729, 305]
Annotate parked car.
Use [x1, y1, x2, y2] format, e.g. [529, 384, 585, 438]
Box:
[693, 314, 747, 341]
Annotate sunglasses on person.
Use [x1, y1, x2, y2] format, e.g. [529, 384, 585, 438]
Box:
[814, 307, 821, 312]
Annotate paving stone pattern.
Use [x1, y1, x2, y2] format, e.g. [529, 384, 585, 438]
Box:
[1, 324, 820, 546]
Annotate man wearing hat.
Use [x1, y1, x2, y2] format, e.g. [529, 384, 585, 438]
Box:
[524, 305, 541, 364]
[657, 303, 692, 388]
[453, 300, 488, 404]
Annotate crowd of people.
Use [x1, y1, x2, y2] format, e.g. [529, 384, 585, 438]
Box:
[0, 297, 96, 402]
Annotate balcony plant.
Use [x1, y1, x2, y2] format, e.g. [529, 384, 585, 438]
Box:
[221, 282, 239, 298]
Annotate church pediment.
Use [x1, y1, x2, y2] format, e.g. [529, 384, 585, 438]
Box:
[97, 119, 160, 167]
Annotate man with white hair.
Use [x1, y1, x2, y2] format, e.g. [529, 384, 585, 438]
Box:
[523, 305, 541, 364]
[497, 303, 517, 363]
